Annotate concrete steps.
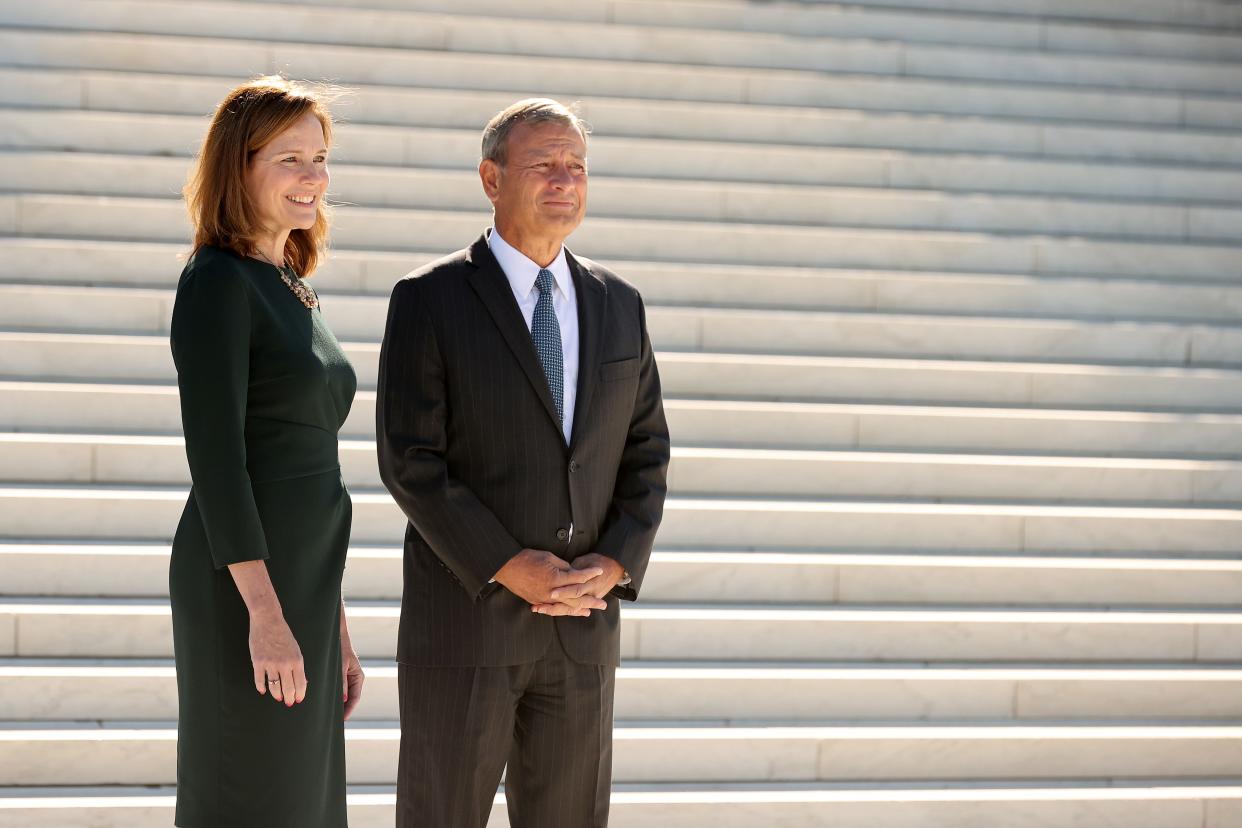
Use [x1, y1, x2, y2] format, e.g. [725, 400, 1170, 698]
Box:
[7, 719, 1242, 787]
[8, 329, 1242, 410]
[10, 238, 1242, 325]
[6, 596, 1242, 662]
[10, 151, 1242, 243]
[236, 0, 1242, 42]
[7, 193, 1240, 281]
[5, 0, 1242, 95]
[7, 67, 1241, 165]
[5, 26, 1242, 130]
[3, 781, 1242, 828]
[3, 0, 1241, 822]
[7, 542, 1242, 606]
[7, 432, 1242, 504]
[776, 0, 1242, 30]
[12, 380, 1242, 455]
[7, 106, 1242, 204]
[9, 282, 1242, 369]
[11, 657, 1242, 721]
[6, 484, 1240, 553]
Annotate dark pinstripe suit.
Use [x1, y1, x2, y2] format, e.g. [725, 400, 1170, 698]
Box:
[377, 233, 670, 826]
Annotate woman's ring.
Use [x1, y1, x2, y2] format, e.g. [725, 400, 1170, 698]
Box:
[268, 677, 280, 684]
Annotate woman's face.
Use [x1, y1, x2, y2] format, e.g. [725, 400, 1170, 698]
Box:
[245, 111, 329, 236]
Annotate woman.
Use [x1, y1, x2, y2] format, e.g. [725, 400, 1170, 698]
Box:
[170, 75, 363, 827]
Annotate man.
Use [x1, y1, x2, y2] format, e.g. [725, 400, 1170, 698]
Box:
[376, 98, 670, 827]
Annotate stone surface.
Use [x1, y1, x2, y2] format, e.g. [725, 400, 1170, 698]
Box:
[2, 0, 1242, 821]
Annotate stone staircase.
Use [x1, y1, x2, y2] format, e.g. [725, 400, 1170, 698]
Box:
[2, 0, 1242, 824]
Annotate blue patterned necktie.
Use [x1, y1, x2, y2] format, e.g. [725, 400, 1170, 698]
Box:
[531, 268, 564, 425]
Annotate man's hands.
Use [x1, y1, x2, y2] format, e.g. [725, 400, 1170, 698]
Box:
[493, 548, 614, 617]
[531, 553, 626, 615]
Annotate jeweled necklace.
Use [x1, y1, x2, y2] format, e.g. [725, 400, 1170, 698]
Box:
[253, 248, 319, 310]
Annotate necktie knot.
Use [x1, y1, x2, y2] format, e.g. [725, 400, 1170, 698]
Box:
[536, 268, 554, 297]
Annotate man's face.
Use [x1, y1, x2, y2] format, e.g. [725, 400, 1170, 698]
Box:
[482, 120, 588, 242]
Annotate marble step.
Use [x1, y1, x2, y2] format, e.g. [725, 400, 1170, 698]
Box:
[9, 238, 1242, 325]
[6, 484, 1241, 554]
[5, 0, 1242, 96]
[3, 780, 1241, 828]
[784, 0, 1242, 29]
[7, 194, 1240, 282]
[6, 541, 1242, 607]
[7, 152, 1242, 245]
[249, 0, 1242, 53]
[612, 2, 1242, 63]
[4, 658, 1241, 721]
[10, 282, 1242, 368]
[9, 380, 1242, 457]
[7, 109, 1242, 206]
[4, 597, 1241, 661]
[3, 29, 1240, 131]
[7, 68, 1242, 166]
[7, 432, 1242, 505]
[8, 331, 1242, 411]
[4, 720, 1242, 785]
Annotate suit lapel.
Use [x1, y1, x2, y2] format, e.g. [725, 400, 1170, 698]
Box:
[464, 234, 564, 433]
[568, 249, 606, 450]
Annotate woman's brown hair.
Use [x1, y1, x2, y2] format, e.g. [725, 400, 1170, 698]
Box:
[184, 75, 335, 276]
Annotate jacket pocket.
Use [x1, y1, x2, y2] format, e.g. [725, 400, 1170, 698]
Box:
[599, 357, 640, 382]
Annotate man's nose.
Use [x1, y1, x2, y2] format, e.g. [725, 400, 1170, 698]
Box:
[548, 164, 573, 188]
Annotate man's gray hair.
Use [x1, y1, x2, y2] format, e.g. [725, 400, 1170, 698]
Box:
[481, 98, 590, 166]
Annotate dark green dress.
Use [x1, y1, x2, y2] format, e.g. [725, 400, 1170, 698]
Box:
[169, 244, 356, 827]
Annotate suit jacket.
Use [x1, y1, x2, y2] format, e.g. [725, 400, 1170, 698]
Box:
[376, 232, 671, 667]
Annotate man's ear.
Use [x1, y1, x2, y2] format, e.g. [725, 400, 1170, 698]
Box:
[479, 158, 502, 205]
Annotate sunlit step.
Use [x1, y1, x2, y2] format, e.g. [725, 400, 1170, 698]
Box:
[231, 0, 1242, 53]
[6, 0, 1241, 95]
[7, 109, 1242, 204]
[7, 380, 1242, 456]
[3, 484, 1241, 552]
[5, 193, 1241, 280]
[9, 282, 1242, 367]
[3, 27, 1239, 129]
[8, 433, 1242, 504]
[4, 598, 1242, 661]
[4, 779, 1241, 828]
[5, 657, 1242, 721]
[10, 238, 1242, 323]
[4, 720, 1242, 785]
[5, 66, 1242, 164]
[11, 151, 1242, 243]
[11, 333, 1242, 411]
[7, 541, 1242, 606]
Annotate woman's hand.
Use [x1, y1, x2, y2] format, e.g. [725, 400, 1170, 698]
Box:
[341, 644, 365, 720]
[249, 607, 307, 707]
[227, 560, 306, 707]
[340, 602, 364, 720]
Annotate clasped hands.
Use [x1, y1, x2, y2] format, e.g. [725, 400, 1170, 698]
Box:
[493, 548, 624, 617]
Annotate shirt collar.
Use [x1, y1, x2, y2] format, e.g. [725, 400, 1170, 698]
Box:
[488, 227, 571, 300]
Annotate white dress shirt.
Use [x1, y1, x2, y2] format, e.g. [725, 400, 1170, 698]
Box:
[488, 228, 579, 444]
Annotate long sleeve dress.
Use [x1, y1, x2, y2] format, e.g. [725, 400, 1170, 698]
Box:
[169, 244, 356, 827]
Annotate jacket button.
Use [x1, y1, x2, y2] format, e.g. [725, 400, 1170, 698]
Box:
[569, 460, 580, 473]
[556, 528, 569, 541]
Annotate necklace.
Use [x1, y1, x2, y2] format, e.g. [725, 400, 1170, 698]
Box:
[253, 248, 319, 310]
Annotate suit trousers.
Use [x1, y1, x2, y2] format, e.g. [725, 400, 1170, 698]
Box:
[396, 634, 616, 828]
